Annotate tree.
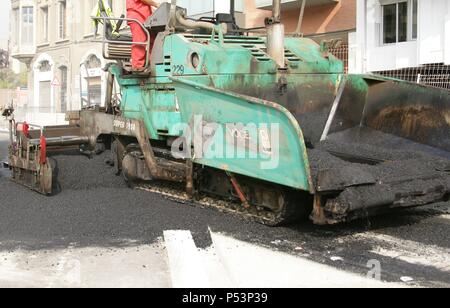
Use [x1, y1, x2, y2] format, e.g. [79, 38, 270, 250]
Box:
[0, 49, 8, 69]
[0, 68, 23, 89]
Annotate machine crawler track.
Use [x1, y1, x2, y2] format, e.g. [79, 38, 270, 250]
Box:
[117, 143, 311, 226]
[137, 181, 307, 226]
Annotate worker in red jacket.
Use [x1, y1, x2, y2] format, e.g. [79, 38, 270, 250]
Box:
[127, 0, 160, 71]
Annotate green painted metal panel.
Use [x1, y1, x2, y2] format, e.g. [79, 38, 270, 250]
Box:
[154, 34, 343, 77]
[120, 84, 182, 139]
[284, 38, 344, 74]
[108, 33, 350, 191]
[171, 77, 313, 192]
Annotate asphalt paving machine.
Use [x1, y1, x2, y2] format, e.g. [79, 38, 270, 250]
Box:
[5, 0, 450, 225]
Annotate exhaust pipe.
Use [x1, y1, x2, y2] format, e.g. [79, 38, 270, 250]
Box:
[230, 0, 235, 20]
[267, 0, 285, 68]
[273, 0, 281, 22]
[175, 10, 227, 34]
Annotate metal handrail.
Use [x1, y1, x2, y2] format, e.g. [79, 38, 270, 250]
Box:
[15, 121, 44, 138]
[16, 122, 43, 131]
[91, 16, 151, 68]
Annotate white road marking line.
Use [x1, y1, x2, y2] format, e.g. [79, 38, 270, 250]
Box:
[163, 230, 211, 288]
[210, 231, 403, 288]
[197, 246, 233, 288]
[439, 214, 450, 220]
[355, 232, 450, 272]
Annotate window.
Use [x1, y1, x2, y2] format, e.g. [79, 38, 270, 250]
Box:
[397, 2, 408, 42]
[59, 1, 67, 39]
[85, 0, 95, 35]
[39, 81, 51, 112]
[41, 7, 49, 42]
[88, 77, 102, 106]
[60, 66, 68, 113]
[21, 6, 34, 46]
[12, 9, 19, 45]
[382, 0, 418, 44]
[383, 4, 396, 44]
[412, 0, 418, 39]
[85, 55, 102, 106]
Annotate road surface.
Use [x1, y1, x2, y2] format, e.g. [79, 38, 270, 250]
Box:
[0, 132, 448, 287]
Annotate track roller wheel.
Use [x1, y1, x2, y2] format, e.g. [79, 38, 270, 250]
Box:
[260, 188, 313, 227]
[121, 143, 152, 188]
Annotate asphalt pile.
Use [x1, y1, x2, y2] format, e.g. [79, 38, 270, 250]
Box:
[309, 127, 450, 182]
[307, 127, 450, 221]
[50, 150, 126, 191]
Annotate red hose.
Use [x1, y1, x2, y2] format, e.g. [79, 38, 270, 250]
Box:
[229, 175, 250, 209]
[39, 135, 47, 165]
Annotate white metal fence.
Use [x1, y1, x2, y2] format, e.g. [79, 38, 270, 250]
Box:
[329, 44, 349, 74]
[373, 63, 450, 91]
[0, 106, 67, 132]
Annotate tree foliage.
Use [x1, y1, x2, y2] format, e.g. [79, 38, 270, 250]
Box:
[0, 68, 26, 89]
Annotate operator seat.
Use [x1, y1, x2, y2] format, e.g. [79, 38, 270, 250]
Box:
[216, 13, 240, 32]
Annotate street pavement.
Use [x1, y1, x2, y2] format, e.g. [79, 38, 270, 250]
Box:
[0, 132, 448, 288]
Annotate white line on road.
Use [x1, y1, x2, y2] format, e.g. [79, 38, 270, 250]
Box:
[163, 230, 211, 288]
[210, 231, 403, 288]
[440, 214, 450, 220]
[355, 232, 450, 273]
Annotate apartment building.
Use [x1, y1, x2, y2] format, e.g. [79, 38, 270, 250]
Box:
[354, 0, 450, 90]
[10, 0, 127, 121]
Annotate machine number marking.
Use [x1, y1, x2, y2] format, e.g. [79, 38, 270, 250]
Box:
[113, 120, 136, 132]
[172, 65, 185, 76]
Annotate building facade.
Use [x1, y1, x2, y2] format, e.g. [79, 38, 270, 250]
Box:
[354, 0, 450, 89]
[10, 0, 126, 122]
[246, 0, 356, 72]
[177, 0, 244, 20]
[246, 0, 355, 34]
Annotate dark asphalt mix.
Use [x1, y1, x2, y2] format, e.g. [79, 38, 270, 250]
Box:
[0, 132, 448, 287]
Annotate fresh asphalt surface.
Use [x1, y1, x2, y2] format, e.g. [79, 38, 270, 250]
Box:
[0, 132, 449, 287]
